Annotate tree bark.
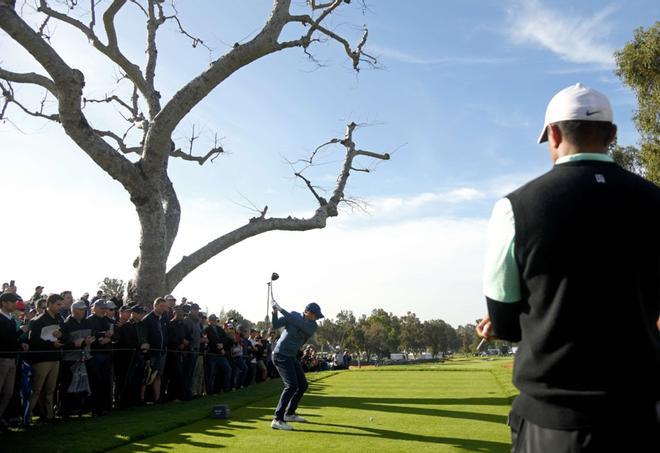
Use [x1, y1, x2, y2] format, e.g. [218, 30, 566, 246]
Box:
[129, 195, 169, 305]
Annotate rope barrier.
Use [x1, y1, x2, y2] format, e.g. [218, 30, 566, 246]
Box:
[0, 347, 271, 357]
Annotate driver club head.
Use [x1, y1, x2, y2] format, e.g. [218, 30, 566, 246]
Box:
[271, 272, 279, 282]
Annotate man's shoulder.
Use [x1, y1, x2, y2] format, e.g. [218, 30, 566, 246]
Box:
[506, 168, 556, 199]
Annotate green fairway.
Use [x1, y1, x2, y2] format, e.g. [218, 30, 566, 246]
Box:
[8, 358, 517, 452]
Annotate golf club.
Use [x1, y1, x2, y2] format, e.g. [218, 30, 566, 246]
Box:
[266, 272, 280, 327]
[476, 320, 492, 353]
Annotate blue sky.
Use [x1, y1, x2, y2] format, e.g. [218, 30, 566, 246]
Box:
[1, 0, 658, 326]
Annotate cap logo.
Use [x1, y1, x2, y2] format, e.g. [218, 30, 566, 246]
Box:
[595, 174, 606, 184]
[585, 110, 601, 116]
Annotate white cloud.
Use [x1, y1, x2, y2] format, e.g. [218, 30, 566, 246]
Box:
[369, 187, 485, 214]
[508, 0, 617, 67]
[370, 44, 513, 66]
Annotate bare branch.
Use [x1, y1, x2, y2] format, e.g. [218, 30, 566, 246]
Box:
[281, 2, 377, 71]
[95, 128, 140, 155]
[165, 121, 389, 290]
[127, 0, 147, 17]
[0, 81, 59, 121]
[83, 93, 139, 120]
[169, 145, 224, 165]
[307, 1, 335, 10]
[187, 123, 199, 154]
[37, 13, 50, 40]
[88, 0, 96, 31]
[145, 0, 157, 91]
[159, 1, 212, 53]
[36, 0, 161, 117]
[307, 138, 340, 164]
[0, 4, 143, 193]
[294, 171, 327, 205]
[0, 67, 57, 94]
[355, 149, 390, 160]
[140, 0, 293, 174]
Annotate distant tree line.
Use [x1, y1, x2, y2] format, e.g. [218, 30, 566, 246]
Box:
[219, 307, 511, 359]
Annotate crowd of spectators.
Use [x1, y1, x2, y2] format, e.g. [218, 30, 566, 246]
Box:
[0, 281, 347, 430]
[300, 346, 351, 372]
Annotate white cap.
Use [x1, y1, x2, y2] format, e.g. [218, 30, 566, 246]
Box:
[538, 83, 613, 143]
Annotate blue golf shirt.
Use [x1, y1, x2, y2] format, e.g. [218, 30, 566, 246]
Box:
[272, 309, 318, 357]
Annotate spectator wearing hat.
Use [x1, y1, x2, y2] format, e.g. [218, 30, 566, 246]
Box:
[116, 304, 131, 328]
[114, 305, 146, 407]
[183, 303, 202, 399]
[86, 300, 114, 416]
[113, 305, 134, 408]
[14, 299, 29, 344]
[204, 314, 233, 394]
[128, 305, 150, 405]
[269, 301, 323, 431]
[60, 300, 94, 417]
[27, 293, 65, 423]
[105, 300, 118, 325]
[142, 298, 168, 403]
[164, 304, 187, 401]
[0, 293, 23, 429]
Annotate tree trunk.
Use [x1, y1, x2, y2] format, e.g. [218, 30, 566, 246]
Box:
[127, 196, 169, 306]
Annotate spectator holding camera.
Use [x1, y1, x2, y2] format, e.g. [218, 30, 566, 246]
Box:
[27, 293, 65, 423]
[60, 299, 95, 416]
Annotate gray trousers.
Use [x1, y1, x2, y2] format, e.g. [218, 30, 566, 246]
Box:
[0, 358, 16, 419]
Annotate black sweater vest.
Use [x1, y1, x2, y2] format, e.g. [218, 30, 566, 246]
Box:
[506, 160, 660, 429]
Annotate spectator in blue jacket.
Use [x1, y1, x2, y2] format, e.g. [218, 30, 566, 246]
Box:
[269, 300, 323, 431]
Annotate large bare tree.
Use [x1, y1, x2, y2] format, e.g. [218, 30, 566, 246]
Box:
[0, 0, 389, 305]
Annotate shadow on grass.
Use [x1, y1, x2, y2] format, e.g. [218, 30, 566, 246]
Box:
[302, 395, 510, 425]
[303, 420, 510, 453]
[113, 381, 511, 452]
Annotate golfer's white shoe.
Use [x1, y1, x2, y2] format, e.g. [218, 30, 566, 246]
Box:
[284, 414, 307, 423]
[271, 419, 294, 430]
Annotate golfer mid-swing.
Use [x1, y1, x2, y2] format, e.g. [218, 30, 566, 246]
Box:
[269, 300, 324, 431]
